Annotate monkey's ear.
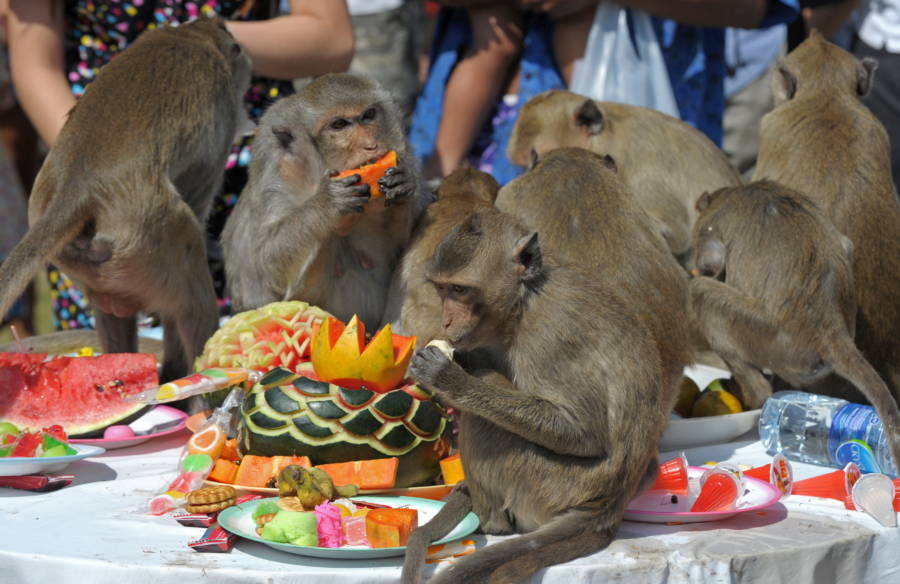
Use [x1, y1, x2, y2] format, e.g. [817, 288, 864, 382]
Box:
[773, 65, 797, 102]
[599, 154, 617, 173]
[695, 190, 716, 214]
[272, 126, 294, 150]
[513, 232, 543, 282]
[527, 148, 540, 170]
[857, 57, 878, 97]
[574, 99, 604, 136]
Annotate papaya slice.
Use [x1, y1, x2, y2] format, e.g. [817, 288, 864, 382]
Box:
[334, 151, 397, 199]
[233, 454, 272, 487]
[366, 507, 418, 548]
[209, 458, 238, 484]
[440, 454, 464, 485]
[315, 457, 399, 490]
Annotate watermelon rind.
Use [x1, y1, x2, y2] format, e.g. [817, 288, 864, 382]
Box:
[239, 368, 449, 487]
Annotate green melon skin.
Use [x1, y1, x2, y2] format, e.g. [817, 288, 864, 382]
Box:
[238, 368, 449, 487]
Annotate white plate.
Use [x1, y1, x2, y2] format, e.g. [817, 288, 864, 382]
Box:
[659, 364, 760, 451]
[0, 443, 106, 476]
[218, 495, 480, 559]
[624, 466, 781, 523]
[70, 406, 188, 450]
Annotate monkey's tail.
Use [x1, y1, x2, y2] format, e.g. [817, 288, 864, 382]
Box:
[401, 483, 473, 584]
[432, 501, 618, 584]
[824, 336, 900, 470]
[0, 195, 92, 322]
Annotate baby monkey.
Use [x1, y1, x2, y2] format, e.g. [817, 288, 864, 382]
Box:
[689, 180, 900, 472]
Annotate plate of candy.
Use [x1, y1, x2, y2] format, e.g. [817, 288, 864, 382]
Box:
[0, 424, 106, 476]
[70, 405, 189, 449]
[218, 495, 480, 559]
[624, 464, 781, 523]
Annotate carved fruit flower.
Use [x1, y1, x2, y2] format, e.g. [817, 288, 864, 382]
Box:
[311, 315, 416, 393]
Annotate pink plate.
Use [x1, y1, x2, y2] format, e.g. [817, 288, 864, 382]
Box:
[623, 466, 781, 523]
[70, 406, 188, 450]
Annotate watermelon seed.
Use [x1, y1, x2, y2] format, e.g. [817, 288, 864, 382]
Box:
[95, 385, 105, 392]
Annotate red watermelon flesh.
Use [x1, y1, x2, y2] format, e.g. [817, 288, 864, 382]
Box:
[0, 353, 158, 437]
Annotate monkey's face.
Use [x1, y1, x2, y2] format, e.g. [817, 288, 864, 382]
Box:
[432, 280, 484, 346]
[317, 104, 389, 171]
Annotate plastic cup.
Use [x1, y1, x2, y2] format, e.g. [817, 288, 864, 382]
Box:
[743, 463, 771, 483]
[745, 454, 793, 498]
[690, 471, 739, 512]
[649, 454, 689, 495]
[851, 474, 897, 527]
[791, 463, 859, 501]
[894, 478, 900, 512]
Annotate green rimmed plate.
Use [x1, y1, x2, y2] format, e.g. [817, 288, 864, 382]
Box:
[217, 495, 480, 559]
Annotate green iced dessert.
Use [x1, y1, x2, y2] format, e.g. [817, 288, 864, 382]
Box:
[261, 511, 318, 546]
[252, 501, 280, 521]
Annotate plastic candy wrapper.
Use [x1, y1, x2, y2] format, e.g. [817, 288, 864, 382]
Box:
[315, 501, 344, 548]
[148, 387, 242, 516]
[791, 462, 860, 501]
[126, 368, 262, 405]
[188, 524, 236, 553]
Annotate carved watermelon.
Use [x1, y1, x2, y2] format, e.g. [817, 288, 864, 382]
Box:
[239, 368, 450, 487]
[0, 353, 158, 437]
[194, 301, 333, 373]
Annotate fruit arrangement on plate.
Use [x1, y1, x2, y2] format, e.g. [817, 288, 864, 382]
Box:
[0, 423, 78, 458]
[194, 302, 451, 491]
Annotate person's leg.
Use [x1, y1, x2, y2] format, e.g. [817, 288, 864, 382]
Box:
[722, 63, 777, 180]
[426, 4, 523, 178]
[855, 39, 900, 192]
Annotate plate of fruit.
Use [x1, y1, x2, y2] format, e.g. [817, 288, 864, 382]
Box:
[0, 423, 106, 476]
[659, 365, 761, 451]
[218, 494, 479, 559]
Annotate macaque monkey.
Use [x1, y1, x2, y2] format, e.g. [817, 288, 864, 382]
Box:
[383, 164, 499, 342]
[401, 209, 679, 584]
[402, 151, 691, 584]
[0, 19, 251, 381]
[754, 31, 900, 403]
[689, 180, 900, 472]
[507, 90, 741, 261]
[496, 147, 692, 391]
[222, 74, 425, 330]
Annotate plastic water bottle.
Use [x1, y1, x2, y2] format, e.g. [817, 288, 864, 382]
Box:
[758, 391, 898, 477]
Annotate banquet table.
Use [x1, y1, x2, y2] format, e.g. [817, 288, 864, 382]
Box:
[2, 428, 898, 584]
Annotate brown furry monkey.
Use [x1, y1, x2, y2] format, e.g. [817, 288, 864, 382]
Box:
[401, 208, 679, 584]
[689, 180, 900, 472]
[222, 73, 425, 330]
[754, 31, 900, 404]
[0, 19, 251, 381]
[507, 90, 740, 261]
[383, 164, 499, 342]
[496, 147, 692, 393]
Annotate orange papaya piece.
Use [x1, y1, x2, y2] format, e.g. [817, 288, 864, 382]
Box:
[366, 508, 418, 548]
[316, 457, 399, 490]
[233, 454, 274, 488]
[333, 151, 397, 199]
[209, 458, 238, 484]
[439, 453, 465, 486]
[220, 438, 240, 462]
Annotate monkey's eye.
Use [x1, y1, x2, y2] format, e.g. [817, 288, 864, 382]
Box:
[330, 118, 350, 131]
[361, 108, 377, 122]
[450, 284, 469, 296]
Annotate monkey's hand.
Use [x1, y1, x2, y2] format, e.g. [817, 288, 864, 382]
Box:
[409, 345, 464, 397]
[378, 166, 416, 207]
[326, 172, 370, 214]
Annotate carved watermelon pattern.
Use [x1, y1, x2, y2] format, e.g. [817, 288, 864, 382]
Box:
[239, 367, 449, 486]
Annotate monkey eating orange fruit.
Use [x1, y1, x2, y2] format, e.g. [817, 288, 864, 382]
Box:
[334, 151, 397, 199]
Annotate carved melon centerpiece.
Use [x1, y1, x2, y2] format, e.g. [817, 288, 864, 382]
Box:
[237, 315, 449, 487]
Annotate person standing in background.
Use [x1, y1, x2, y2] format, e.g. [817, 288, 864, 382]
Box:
[3, 0, 353, 332]
[854, 0, 900, 190]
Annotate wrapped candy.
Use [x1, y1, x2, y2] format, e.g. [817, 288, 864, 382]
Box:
[147, 387, 242, 516]
[126, 368, 261, 405]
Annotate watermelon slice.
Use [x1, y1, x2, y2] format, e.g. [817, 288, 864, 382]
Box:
[0, 353, 158, 437]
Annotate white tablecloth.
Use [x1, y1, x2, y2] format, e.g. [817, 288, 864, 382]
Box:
[2, 429, 899, 584]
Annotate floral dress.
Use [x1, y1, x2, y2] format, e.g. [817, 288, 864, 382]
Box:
[52, 0, 293, 330]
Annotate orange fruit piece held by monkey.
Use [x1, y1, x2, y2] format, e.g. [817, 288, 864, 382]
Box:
[334, 151, 397, 199]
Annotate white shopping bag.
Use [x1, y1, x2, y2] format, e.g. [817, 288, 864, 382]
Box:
[569, 2, 680, 118]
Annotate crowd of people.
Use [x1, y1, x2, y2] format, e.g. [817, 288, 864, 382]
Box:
[0, 0, 896, 336]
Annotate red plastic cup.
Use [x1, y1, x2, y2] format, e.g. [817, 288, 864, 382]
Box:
[791, 463, 859, 501]
[743, 463, 771, 483]
[690, 472, 739, 512]
[649, 455, 689, 495]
